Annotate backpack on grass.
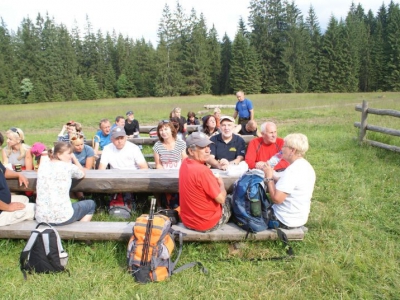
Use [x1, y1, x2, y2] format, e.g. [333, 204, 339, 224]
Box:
[127, 201, 206, 283]
[20, 222, 68, 279]
[231, 169, 277, 233]
[108, 193, 132, 219]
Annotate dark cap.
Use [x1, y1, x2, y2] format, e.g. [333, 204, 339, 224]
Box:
[186, 132, 213, 148]
[126, 111, 134, 116]
[111, 126, 127, 139]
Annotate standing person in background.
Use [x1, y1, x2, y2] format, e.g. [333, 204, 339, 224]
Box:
[124, 111, 140, 138]
[213, 108, 221, 128]
[35, 142, 96, 226]
[0, 132, 35, 227]
[233, 91, 254, 125]
[57, 121, 85, 142]
[2, 127, 33, 171]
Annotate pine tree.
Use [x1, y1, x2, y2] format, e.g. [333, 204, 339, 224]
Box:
[385, 1, 400, 91]
[220, 33, 232, 95]
[305, 6, 323, 92]
[248, 0, 286, 93]
[208, 25, 222, 95]
[230, 28, 262, 94]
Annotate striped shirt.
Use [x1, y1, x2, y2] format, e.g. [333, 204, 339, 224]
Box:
[153, 139, 186, 169]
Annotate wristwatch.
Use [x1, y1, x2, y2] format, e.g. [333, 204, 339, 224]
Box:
[264, 178, 274, 183]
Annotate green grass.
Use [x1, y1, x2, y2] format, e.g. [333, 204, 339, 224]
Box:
[1, 93, 400, 299]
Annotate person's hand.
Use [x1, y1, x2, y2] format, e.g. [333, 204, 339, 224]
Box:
[255, 161, 266, 170]
[8, 202, 26, 211]
[62, 124, 67, 131]
[263, 163, 274, 179]
[219, 159, 229, 170]
[18, 174, 29, 188]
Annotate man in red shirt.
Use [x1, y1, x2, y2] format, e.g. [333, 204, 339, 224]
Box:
[179, 132, 231, 232]
[245, 122, 289, 171]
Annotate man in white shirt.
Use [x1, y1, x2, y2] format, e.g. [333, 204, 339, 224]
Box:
[98, 126, 148, 170]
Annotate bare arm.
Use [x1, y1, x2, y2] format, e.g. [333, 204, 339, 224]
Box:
[24, 149, 33, 170]
[137, 161, 149, 169]
[4, 168, 29, 188]
[71, 153, 86, 177]
[154, 151, 163, 169]
[233, 110, 238, 119]
[263, 165, 287, 204]
[207, 155, 228, 170]
[2, 149, 9, 166]
[84, 156, 95, 170]
[249, 109, 254, 120]
[0, 200, 25, 212]
[94, 142, 102, 155]
[214, 176, 227, 204]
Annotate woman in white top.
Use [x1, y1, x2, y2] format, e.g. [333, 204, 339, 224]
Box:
[153, 121, 187, 209]
[2, 127, 33, 171]
[35, 142, 96, 225]
[263, 133, 316, 228]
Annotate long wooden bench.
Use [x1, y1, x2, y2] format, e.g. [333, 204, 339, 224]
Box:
[7, 169, 239, 193]
[85, 135, 256, 147]
[0, 220, 306, 241]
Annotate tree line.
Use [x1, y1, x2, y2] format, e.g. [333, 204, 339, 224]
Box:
[0, 0, 399, 104]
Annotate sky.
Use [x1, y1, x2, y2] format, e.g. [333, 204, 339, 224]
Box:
[0, 0, 386, 45]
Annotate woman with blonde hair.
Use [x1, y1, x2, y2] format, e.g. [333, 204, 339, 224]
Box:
[2, 127, 33, 171]
[263, 133, 316, 229]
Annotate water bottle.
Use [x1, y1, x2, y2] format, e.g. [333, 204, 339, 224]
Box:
[267, 151, 283, 168]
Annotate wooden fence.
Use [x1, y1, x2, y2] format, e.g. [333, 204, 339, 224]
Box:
[354, 100, 400, 152]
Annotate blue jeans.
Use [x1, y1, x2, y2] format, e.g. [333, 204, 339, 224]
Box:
[52, 200, 96, 226]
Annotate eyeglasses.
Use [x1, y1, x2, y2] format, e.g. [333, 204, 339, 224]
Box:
[10, 127, 20, 136]
[159, 120, 170, 124]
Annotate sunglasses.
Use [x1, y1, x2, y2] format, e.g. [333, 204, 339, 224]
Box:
[10, 127, 20, 136]
[159, 120, 170, 124]
[70, 134, 84, 141]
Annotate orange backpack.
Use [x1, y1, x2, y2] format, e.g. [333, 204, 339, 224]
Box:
[127, 213, 207, 283]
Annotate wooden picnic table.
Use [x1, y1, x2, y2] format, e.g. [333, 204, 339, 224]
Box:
[85, 134, 256, 146]
[7, 169, 239, 193]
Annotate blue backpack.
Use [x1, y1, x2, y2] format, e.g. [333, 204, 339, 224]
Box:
[231, 169, 275, 232]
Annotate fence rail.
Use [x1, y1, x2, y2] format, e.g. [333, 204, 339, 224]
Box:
[354, 100, 400, 152]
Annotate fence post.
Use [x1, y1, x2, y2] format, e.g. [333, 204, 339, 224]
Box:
[359, 100, 368, 142]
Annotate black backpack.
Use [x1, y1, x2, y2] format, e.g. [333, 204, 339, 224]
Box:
[20, 222, 69, 279]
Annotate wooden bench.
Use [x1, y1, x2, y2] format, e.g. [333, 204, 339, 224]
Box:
[0, 220, 306, 241]
[7, 169, 239, 193]
[204, 105, 236, 109]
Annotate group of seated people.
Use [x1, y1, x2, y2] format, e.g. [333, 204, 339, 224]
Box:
[0, 107, 315, 234]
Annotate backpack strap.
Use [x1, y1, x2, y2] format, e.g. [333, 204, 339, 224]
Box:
[169, 230, 208, 276]
[20, 231, 41, 280]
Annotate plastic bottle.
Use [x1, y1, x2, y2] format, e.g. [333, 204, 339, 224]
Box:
[267, 151, 283, 168]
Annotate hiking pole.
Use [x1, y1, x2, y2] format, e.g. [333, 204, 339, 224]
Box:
[140, 198, 156, 267]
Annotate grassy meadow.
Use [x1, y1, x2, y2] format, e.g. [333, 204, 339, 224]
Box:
[0, 93, 399, 299]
